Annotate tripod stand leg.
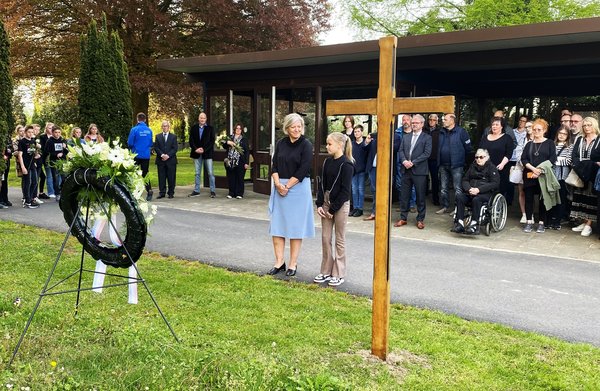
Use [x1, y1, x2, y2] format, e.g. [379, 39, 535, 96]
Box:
[74, 196, 92, 316]
[100, 204, 179, 342]
[9, 204, 82, 366]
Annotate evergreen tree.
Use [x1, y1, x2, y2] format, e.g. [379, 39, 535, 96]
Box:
[0, 19, 14, 174]
[79, 15, 132, 142]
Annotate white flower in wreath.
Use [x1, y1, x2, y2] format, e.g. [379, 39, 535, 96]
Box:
[82, 143, 96, 156]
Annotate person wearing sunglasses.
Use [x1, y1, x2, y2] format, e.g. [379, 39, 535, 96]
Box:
[452, 148, 499, 234]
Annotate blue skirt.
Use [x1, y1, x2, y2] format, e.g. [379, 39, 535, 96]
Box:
[268, 178, 315, 239]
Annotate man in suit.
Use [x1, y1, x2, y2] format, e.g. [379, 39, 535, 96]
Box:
[395, 114, 432, 229]
[188, 112, 216, 198]
[154, 120, 178, 199]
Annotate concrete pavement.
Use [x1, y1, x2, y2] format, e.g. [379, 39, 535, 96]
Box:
[152, 185, 600, 263]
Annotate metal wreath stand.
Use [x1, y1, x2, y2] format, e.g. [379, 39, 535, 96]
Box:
[9, 168, 179, 366]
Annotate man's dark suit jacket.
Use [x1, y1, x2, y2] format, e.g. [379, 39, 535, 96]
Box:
[189, 123, 215, 159]
[398, 131, 432, 176]
[154, 132, 178, 166]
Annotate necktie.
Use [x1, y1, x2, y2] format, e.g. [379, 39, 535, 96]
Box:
[409, 133, 419, 160]
[164, 133, 168, 143]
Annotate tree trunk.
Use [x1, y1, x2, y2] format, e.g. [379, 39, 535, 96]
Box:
[131, 88, 149, 124]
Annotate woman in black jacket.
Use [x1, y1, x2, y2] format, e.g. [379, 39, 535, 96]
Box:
[453, 148, 500, 234]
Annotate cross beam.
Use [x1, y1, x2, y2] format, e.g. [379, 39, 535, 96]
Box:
[325, 36, 455, 360]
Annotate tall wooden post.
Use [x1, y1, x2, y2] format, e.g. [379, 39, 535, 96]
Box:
[371, 36, 396, 359]
[325, 36, 455, 361]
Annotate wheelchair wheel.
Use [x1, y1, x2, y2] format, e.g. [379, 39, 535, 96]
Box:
[484, 222, 491, 236]
[490, 193, 507, 232]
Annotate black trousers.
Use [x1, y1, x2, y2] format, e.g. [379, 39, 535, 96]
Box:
[399, 170, 427, 222]
[226, 164, 246, 197]
[428, 159, 439, 204]
[134, 157, 152, 192]
[0, 159, 9, 203]
[524, 182, 546, 222]
[157, 162, 176, 196]
[455, 192, 490, 222]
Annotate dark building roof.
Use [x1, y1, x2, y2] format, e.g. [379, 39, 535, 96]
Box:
[157, 17, 600, 97]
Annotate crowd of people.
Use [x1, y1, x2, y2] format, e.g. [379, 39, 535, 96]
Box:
[2, 109, 598, 289]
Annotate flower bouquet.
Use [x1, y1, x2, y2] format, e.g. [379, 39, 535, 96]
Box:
[57, 139, 156, 267]
[216, 133, 243, 154]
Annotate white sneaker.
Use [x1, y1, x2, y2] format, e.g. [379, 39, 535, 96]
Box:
[313, 274, 331, 283]
[328, 277, 345, 286]
[581, 225, 592, 237]
[48, 194, 56, 198]
[520, 214, 527, 224]
[34, 197, 44, 204]
[572, 223, 586, 232]
[435, 207, 447, 215]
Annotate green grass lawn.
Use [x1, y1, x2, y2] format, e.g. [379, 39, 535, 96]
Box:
[1, 221, 600, 389]
[6, 148, 248, 190]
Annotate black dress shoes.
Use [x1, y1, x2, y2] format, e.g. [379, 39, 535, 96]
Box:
[157, 194, 165, 199]
[285, 268, 296, 277]
[168, 195, 174, 199]
[267, 263, 286, 275]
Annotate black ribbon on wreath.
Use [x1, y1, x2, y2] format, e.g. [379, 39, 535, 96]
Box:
[59, 168, 147, 268]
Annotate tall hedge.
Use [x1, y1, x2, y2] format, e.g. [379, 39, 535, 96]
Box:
[78, 15, 132, 142]
[0, 19, 14, 174]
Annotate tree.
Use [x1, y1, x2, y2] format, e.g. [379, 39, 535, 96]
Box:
[79, 16, 132, 141]
[0, 19, 14, 174]
[345, 0, 600, 36]
[1, 0, 331, 117]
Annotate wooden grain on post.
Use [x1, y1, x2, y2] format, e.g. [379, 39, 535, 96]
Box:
[371, 36, 396, 360]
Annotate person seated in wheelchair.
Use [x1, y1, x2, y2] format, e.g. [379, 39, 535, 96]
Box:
[453, 148, 500, 234]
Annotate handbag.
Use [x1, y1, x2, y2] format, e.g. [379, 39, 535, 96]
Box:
[509, 163, 523, 184]
[565, 169, 584, 188]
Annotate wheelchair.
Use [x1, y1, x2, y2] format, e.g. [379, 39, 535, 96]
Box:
[454, 192, 507, 236]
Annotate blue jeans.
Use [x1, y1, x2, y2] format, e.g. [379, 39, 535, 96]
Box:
[352, 172, 365, 210]
[368, 166, 377, 214]
[439, 165, 464, 209]
[193, 157, 215, 193]
[44, 163, 55, 196]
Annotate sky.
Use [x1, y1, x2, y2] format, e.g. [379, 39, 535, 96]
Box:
[318, 0, 360, 45]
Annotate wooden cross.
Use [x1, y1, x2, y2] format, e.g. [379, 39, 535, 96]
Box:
[325, 36, 455, 360]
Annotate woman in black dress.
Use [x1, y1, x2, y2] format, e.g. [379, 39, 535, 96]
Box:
[479, 117, 515, 202]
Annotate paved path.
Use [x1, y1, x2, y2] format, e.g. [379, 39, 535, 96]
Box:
[2, 186, 600, 346]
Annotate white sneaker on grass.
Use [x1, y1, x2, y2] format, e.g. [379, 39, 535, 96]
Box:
[328, 277, 344, 286]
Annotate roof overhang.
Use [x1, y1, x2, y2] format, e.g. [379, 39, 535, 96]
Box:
[157, 17, 600, 75]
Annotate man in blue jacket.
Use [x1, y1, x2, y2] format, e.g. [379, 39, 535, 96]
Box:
[436, 113, 472, 214]
[128, 112, 154, 201]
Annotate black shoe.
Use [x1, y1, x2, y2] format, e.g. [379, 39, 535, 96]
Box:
[267, 263, 286, 275]
[38, 193, 50, 200]
[4, 201, 12, 207]
[348, 209, 355, 217]
[353, 209, 363, 217]
[168, 195, 174, 199]
[210, 191, 216, 198]
[188, 191, 201, 197]
[466, 223, 479, 235]
[157, 194, 165, 199]
[452, 222, 464, 233]
[146, 190, 153, 201]
[285, 268, 296, 277]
